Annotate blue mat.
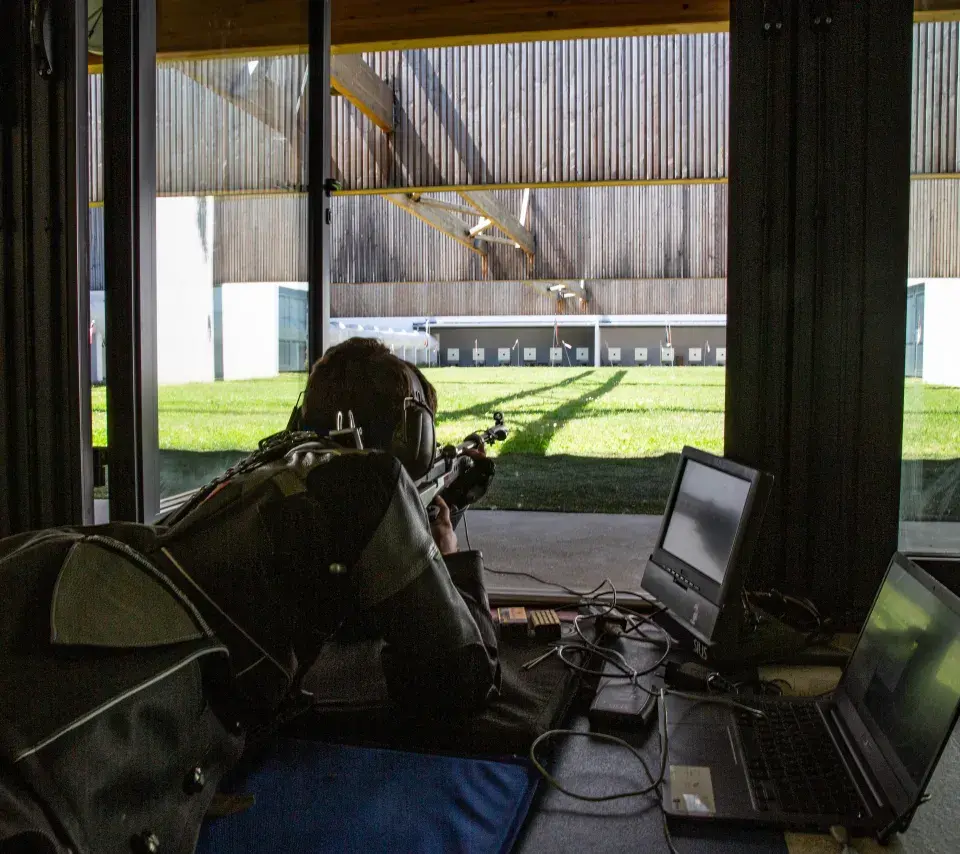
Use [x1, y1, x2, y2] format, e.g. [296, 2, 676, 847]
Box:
[197, 739, 538, 854]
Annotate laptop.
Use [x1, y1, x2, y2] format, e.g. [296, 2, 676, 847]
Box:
[661, 552, 960, 840]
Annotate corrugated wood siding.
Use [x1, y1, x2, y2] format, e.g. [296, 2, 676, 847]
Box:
[89, 205, 105, 293]
[86, 23, 959, 201]
[215, 183, 728, 283]
[335, 34, 729, 188]
[89, 57, 306, 203]
[331, 279, 727, 317]
[214, 193, 308, 284]
[94, 177, 959, 292]
[912, 22, 960, 175]
[908, 178, 960, 277]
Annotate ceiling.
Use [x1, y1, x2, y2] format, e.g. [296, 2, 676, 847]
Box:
[82, 0, 959, 62]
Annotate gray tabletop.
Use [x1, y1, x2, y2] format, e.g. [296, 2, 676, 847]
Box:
[512, 715, 787, 854]
[511, 714, 960, 854]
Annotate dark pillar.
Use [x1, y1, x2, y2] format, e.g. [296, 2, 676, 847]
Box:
[726, 1, 914, 627]
[308, 0, 333, 366]
[103, 0, 159, 522]
[0, 0, 93, 537]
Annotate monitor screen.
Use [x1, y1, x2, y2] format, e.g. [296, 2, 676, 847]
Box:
[842, 561, 960, 787]
[660, 459, 752, 585]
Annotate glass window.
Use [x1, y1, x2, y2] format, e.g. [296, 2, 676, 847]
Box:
[91, 4, 312, 515]
[153, 52, 310, 507]
[900, 276, 960, 555]
[88, 26, 107, 521]
[328, 34, 729, 594]
[899, 22, 960, 557]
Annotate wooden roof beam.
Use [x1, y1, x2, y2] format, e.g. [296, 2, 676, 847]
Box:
[178, 60, 301, 142]
[460, 189, 536, 256]
[915, 0, 960, 21]
[330, 55, 394, 133]
[383, 194, 487, 256]
[469, 218, 493, 237]
[411, 196, 478, 216]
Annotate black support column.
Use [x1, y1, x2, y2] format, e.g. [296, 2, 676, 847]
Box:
[308, 0, 332, 366]
[103, 0, 159, 522]
[726, 1, 914, 627]
[0, 0, 93, 537]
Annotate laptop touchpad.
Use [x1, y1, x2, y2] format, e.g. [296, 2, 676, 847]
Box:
[663, 697, 753, 816]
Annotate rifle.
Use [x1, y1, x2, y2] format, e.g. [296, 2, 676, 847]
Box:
[418, 411, 508, 516]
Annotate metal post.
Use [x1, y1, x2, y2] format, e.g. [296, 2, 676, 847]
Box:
[308, 0, 332, 367]
[103, 0, 159, 522]
[0, 0, 93, 535]
[593, 320, 601, 367]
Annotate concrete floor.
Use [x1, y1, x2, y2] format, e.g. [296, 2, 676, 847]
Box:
[467, 509, 660, 596]
[900, 521, 960, 554]
[466, 510, 960, 597]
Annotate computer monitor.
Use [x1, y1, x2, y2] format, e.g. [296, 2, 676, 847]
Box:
[640, 446, 772, 659]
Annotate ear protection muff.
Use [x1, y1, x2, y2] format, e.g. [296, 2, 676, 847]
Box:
[389, 365, 436, 481]
[285, 362, 436, 480]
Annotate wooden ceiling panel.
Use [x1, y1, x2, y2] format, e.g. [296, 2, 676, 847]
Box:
[87, 0, 960, 64]
[332, 0, 730, 52]
[147, 0, 729, 58]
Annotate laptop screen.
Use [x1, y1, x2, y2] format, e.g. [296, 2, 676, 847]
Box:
[842, 560, 960, 787]
[660, 459, 753, 586]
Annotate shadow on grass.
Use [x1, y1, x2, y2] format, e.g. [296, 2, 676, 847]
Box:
[495, 405, 725, 419]
[441, 370, 595, 421]
[477, 453, 682, 515]
[500, 370, 627, 455]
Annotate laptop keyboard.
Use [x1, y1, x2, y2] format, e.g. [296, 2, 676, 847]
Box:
[736, 701, 865, 818]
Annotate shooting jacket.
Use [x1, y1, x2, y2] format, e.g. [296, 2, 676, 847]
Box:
[0, 439, 500, 854]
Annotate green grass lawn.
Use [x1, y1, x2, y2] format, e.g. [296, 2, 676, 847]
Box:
[91, 371, 960, 514]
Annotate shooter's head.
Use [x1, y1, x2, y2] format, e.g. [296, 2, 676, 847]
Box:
[299, 337, 437, 453]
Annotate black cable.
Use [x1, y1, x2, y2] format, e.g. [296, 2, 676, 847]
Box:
[492, 566, 717, 851]
[744, 589, 824, 632]
[528, 728, 667, 802]
[620, 607, 671, 646]
[528, 709, 682, 852]
[556, 643, 654, 686]
[483, 566, 612, 599]
[463, 510, 473, 551]
[743, 588, 843, 655]
[529, 686, 766, 852]
[483, 566, 660, 617]
[577, 605, 673, 677]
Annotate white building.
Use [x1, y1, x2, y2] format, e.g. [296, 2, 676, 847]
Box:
[90, 199, 436, 385]
[91, 197, 215, 385]
[908, 279, 960, 387]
